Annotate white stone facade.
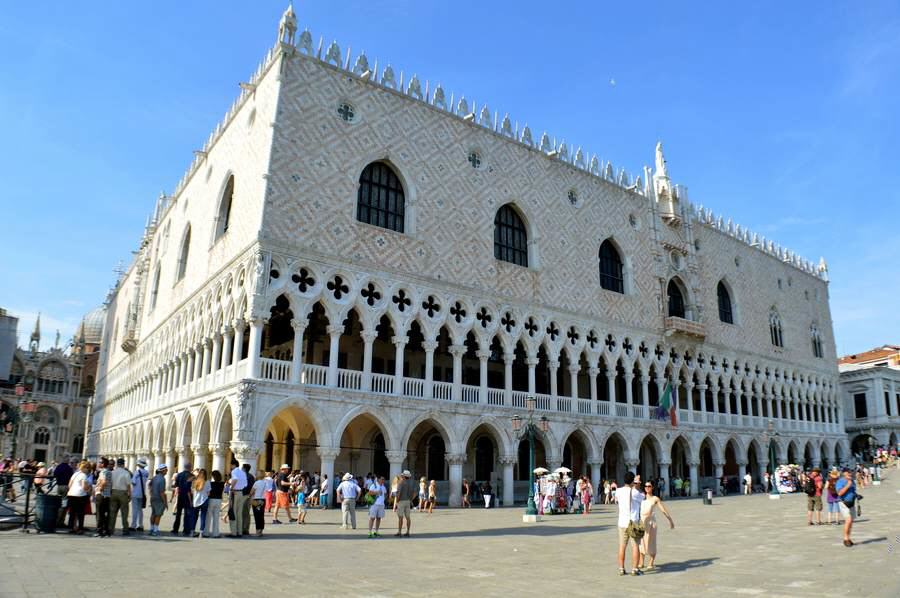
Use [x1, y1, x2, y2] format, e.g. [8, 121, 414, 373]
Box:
[839, 356, 900, 455]
[89, 10, 846, 504]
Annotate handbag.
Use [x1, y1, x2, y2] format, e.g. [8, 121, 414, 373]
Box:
[625, 487, 645, 540]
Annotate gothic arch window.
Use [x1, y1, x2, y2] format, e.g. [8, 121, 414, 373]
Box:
[598, 239, 624, 294]
[494, 203, 528, 267]
[667, 279, 686, 319]
[149, 264, 161, 311]
[356, 162, 405, 233]
[37, 362, 66, 394]
[810, 323, 824, 358]
[34, 427, 51, 445]
[717, 280, 734, 324]
[769, 309, 784, 348]
[215, 175, 235, 240]
[72, 434, 84, 454]
[176, 224, 191, 282]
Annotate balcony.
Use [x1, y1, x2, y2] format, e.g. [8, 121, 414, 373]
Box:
[664, 316, 706, 338]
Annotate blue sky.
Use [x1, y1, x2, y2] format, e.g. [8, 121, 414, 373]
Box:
[1, 1, 898, 355]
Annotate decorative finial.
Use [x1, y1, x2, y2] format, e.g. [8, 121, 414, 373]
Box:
[278, 3, 298, 45]
[655, 141, 668, 178]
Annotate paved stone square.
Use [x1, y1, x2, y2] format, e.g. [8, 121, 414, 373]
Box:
[1, 476, 898, 598]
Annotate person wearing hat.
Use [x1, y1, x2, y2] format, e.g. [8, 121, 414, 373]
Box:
[148, 464, 168, 537]
[130, 458, 149, 532]
[392, 470, 415, 537]
[108, 457, 132, 536]
[272, 464, 293, 524]
[336, 472, 360, 529]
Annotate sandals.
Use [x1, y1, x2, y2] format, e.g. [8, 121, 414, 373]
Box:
[843, 539, 853, 547]
[618, 568, 626, 576]
[630, 569, 643, 576]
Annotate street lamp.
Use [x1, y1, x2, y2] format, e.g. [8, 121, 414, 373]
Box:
[762, 419, 780, 499]
[512, 395, 549, 523]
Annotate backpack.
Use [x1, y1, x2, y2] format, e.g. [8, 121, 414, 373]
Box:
[803, 477, 816, 497]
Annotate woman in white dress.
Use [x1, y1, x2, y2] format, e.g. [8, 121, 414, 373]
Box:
[638, 480, 674, 571]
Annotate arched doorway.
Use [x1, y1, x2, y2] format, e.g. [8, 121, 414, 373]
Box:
[803, 442, 813, 470]
[820, 441, 829, 471]
[834, 442, 843, 467]
[787, 441, 798, 465]
[670, 436, 690, 483]
[406, 420, 450, 482]
[723, 440, 739, 493]
[602, 433, 627, 484]
[337, 413, 391, 478]
[516, 436, 547, 480]
[850, 434, 875, 461]
[563, 431, 589, 477]
[638, 435, 660, 483]
[747, 441, 761, 485]
[262, 405, 320, 474]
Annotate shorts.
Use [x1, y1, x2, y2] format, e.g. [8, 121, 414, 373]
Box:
[368, 504, 385, 519]
[807, 496, 822, 511]
[150, 498, 166, 518]
[617, 526, 632, 547]
[827, 501, 840, 514]
[395, 500, 411, 518]
[838, 502, 855, 521]
[276, 491, 290, 508]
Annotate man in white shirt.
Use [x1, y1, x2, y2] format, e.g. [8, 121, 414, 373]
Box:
[108, 458, 133, 536]
[743, 472, 753, 495]
[336, 472, 360, 530]
[615, 471, 645, 576]
[228, 461, 249, 537]
[320, 474, 331, 509]
[366, 475, 387, 538]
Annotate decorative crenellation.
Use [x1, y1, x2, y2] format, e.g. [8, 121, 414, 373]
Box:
[690, 203, 828, 280]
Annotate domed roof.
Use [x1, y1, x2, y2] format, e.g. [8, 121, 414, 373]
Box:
[77, 305, 107, 345]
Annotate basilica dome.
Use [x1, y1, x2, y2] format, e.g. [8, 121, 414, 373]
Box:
[77, 305, 107, 345]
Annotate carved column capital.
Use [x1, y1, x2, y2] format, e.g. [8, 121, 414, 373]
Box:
[497, 455, 517, 466]
[316, 447, 341, 461]
[444, 452, 466, 466]
[326, 324, 344, 337]
[384, 450, 406, 463]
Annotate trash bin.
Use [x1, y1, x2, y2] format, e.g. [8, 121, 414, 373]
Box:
[35, 493, 62, 533]
[702, 488, 713, 505]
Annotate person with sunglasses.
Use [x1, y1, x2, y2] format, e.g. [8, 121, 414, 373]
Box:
[638, 480, 675, 571]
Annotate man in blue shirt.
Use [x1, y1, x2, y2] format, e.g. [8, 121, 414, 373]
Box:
[835, 468, 856, 547]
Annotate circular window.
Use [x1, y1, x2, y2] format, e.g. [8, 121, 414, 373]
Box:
[337, 102, 355, 122]
[467, 151, 482, 169]
[567, 189, 578, 206]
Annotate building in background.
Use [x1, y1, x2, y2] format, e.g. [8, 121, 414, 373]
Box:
[88, 7, 845, 502]
[0, 308, 17, 382]
[838, 345, 900, 458]
[0, 306, 105, 461]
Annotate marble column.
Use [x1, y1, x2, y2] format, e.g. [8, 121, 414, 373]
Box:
[317, 447, 340, 509]
[247, 317, 264, 379]
[211, 443, 227, 474]
[526, 356, 538, 395]
[221, 325, 234, 369]
[290, 319, 307, 384]
[385, 450, 405, 481]
[689, 461, 699, 497]
[210, 334, 222, 375]
[499, 455, 516, 507]
[449, 344, 466, 402]
[606, 368, 617, 409]
[232, 319, 246, 363]
[423, 340, 438, 399]
[503, 352, 514, 406]
[361, 330, 376, 391]
[568, 364, 580, 400]
[589, 460, 602, 504]
[548, 360, 559, 399]
[477, 350, 490, 403]
[326, 325, 343, 387]
[192, 444, 207, 470]
[393, 335, 408, 396]
[446, 453, 465, 507]
[658, 462, 671, 498]
[231, 441, 261, 475]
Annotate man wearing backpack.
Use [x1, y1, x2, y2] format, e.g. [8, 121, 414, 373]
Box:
[805, 467, 823, 526]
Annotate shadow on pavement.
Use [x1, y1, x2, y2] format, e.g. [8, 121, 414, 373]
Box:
[854, 536, 886, 545]
[242, 524, 609, 540]
[654, 557, 719, 572]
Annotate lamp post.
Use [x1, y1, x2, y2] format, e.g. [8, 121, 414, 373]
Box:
[512, 395, 549, 523]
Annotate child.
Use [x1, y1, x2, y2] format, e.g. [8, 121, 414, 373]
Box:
[296, 489, 308, 524]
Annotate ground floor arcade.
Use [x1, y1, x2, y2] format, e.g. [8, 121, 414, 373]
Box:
[93, 383, 848, 505]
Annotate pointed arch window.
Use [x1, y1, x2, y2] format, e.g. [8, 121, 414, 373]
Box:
[356, 162, 405, 233]
[494, 204, 528, 267]
[34, 427, 51, 445]
[598, 239, 624, 293]
[176, 225, 191, 282]
[717, 280, 734, 324]
[148, 264, 161, 311]
[667, 279, 685, 318]
[769, 309, 784, 348]
[810, 324, 824, 358]
[215, 175, 235, 240]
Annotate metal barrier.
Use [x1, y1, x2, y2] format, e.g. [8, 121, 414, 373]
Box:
[0, 472, 58, 532]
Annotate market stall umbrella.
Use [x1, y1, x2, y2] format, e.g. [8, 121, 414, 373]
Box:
[554, 466, 572, 475]
[533, 467, 550, 475]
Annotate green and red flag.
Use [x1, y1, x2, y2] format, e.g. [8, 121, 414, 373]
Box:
[654, 382, 677, 426]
